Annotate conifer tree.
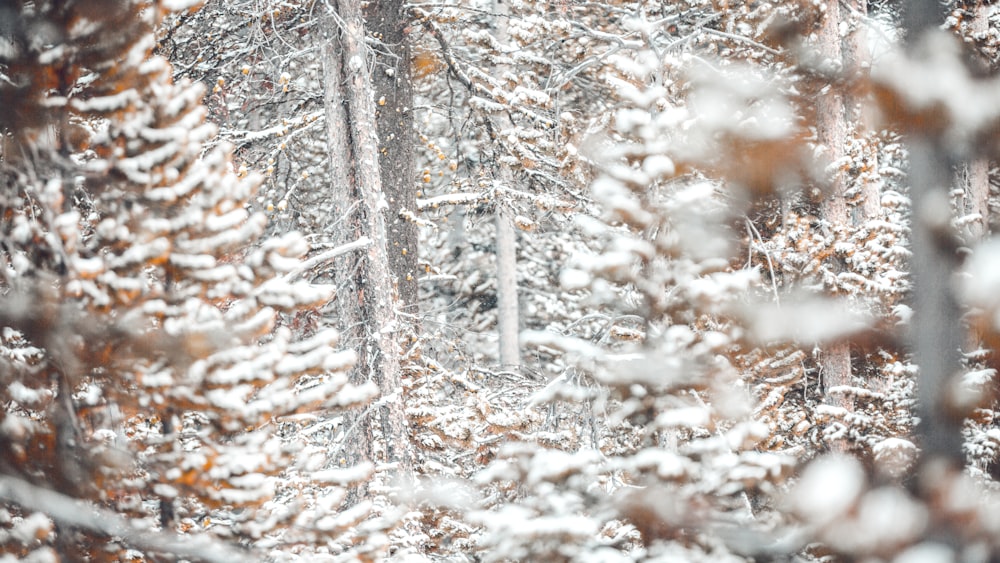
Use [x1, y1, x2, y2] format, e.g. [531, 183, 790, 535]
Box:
[0, 1, 370, 559]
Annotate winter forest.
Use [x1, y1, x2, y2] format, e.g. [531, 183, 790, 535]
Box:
[8, 0, 1000, 560]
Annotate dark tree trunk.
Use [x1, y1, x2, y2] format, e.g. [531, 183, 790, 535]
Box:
[900, 4, 967, 554]
[322, 0, 411, 488]
[903, 0, 965, 471]
[366, 0, 419, 313]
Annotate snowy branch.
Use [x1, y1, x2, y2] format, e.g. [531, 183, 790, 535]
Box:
[0, 476, 254, 562]
[282, 237, 373, 280]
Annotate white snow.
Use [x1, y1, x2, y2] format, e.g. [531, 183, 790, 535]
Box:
[892, 542, 955, 563]
[873, 438, 917, 479]
[312, 462, 375, 485]
[162, 0, 203, 10]
[746, 298, 871, 344]
[790, 455, 865, 526]
[873, 31, 1000, 147]
[70, 89, 138, 113]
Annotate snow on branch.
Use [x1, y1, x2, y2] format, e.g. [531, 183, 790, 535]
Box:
[282, 237, 373, 280]
[0, 475, 253, 563]
[415, 192, 482, 210]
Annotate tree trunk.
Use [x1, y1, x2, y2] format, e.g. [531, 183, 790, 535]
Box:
[958, 2, 993, 370]
[846, 0, 882, 223]
[493, 0, 520, 369]
[816, 0, 853, 419]
[958, 159, 991, 243]
[496, 206, 520, 368]
[902, 0, 966, 518]
[367, 0, 419, 313]
[957, 3, 992, 245]
[321, 1, 410, 482]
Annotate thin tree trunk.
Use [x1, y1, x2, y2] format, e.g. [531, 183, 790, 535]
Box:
[493, 0, 520, 368]
[367, 0, 419, 312]
[496, 206, 520, 367]
[958, 2, 992, 371]
[958, 157, 990, 356]
[816, 0, 853, 420]
[322, 1, 410, 482]
[958, 2, 992, 246]
[958, 159, 991, 243]
[846, 0, 881, 223]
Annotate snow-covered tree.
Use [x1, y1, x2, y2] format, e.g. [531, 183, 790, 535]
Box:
[0, 1, 373, 559]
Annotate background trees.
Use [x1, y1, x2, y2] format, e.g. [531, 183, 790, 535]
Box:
[5, 0, 1000, 560]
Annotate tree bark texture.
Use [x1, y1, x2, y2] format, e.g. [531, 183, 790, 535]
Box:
[958, 159, 991, 246]
[958, 3, 993, 356]
[367, 0, 419, 312]
[816, 0, 853, 417]
[321, 1, 410, 479]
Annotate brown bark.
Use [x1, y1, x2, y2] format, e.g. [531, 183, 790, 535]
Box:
[322, 1, 410, 481]
[845, 0, 882, 223]
[959, 159, 990, 356]
[958, 159, 990, 244]
[816, 0, 853, 418]
[959, 2, 992, 244]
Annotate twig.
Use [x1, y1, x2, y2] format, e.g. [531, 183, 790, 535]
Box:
[700, 27, 782, 56]
[283, 237, 372, 280]
[745, 217, 781, 306]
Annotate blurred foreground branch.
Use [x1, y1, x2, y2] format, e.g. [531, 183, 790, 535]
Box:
[0, 476, 253, 563]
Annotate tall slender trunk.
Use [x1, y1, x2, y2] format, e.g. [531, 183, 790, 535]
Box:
[958, 159, 991, 243]
[493, 0, 520, 368]
[959, 158, 990, 356]
[322, 1, 410, 483]
[496, 205, 520, 367]
[902, 0, 965, 515]
[846, 0, 881, 224]
[816, 0, 853, 421]
[367, 0, 419, 313]
[955, 1, 991, 244]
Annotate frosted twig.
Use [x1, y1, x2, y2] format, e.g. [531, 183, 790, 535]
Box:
[700, 27, 781, 56]
[415, 192, 481, 210]
[283, 237, 372, 280]
[745, 217, 780, 307]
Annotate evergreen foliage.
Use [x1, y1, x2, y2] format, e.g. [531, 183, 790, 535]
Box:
[0, 1, 370, 559]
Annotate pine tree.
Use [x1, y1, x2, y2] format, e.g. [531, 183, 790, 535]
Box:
[0, 1, 369, 559]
